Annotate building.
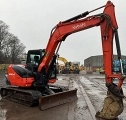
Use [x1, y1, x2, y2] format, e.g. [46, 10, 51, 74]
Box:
[84, 55, 126, 72]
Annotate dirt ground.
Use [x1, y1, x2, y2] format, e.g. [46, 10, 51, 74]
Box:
[0, 72, 126, 120]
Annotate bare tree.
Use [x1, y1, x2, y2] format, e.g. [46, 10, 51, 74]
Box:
[0, 20, 26, 64]
[0, 20, 9, 49]
[5, 33, 26, 63]
[0, 20, 9, 63]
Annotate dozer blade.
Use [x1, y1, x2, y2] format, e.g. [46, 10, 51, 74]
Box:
[39, 89, 77, 110]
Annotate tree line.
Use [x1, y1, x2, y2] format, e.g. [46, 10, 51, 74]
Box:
[0, 20, 26, 64]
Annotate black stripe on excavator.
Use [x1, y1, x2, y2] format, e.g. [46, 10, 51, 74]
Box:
[114, 29, 122, 60]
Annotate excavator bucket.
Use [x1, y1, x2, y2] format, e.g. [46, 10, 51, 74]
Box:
[39, 89, 77, 110]
[95, 90, 124, 119]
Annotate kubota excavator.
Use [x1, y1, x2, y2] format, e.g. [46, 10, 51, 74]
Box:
[1, 1, 125, 119]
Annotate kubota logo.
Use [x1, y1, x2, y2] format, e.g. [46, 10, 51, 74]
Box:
[73, 23, 86, 29]
[9, 73, 15, 75]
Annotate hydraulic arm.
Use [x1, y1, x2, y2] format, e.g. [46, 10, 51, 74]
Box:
[38, 1, 125, 97]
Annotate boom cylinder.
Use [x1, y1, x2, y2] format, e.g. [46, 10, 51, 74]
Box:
[114, 29, 124, 74]
[62, 5, 105, 23]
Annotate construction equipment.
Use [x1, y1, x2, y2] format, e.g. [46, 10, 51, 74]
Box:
[113, 59, 126, 74]
[99, 67, 105, 74]
[0, 1, 125, 118]
[57, 57, 80, 74]
[62, 62, 73, 74]
[57, 57, 68, 65]
[71, 62, 80, 74]
[2, 50, 77, 109]
[57, 57, 72, 74]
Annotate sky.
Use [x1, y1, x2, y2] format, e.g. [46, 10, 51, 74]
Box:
[0, 0, 125, 64]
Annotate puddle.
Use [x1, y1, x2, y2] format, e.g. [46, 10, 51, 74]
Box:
[0, 106, 6, 120]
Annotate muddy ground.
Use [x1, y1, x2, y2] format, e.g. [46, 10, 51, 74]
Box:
[0, 72, 126, 120]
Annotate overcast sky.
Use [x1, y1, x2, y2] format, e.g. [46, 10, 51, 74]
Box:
[0, 0, 125, 64]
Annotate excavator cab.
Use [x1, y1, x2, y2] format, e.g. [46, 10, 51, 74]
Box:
[26, 49, 56, 83]
[26, 49, 44, 73]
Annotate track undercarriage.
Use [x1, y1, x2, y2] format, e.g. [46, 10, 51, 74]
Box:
[1, 85, 77, 110]
[1, 87, 41, 106]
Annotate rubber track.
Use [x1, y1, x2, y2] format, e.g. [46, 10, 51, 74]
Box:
[1, 87, 41, 106]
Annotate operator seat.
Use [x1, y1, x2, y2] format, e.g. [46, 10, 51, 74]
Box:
[34, 56, 39, 65]
[30, 56, 39, 74]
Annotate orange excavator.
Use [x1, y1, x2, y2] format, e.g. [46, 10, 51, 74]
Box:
[1, 1, 125, 119]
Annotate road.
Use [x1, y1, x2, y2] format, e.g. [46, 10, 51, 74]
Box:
[0, 73, 126, 120]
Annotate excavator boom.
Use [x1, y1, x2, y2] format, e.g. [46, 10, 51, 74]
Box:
[38, 1, 125, 94]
